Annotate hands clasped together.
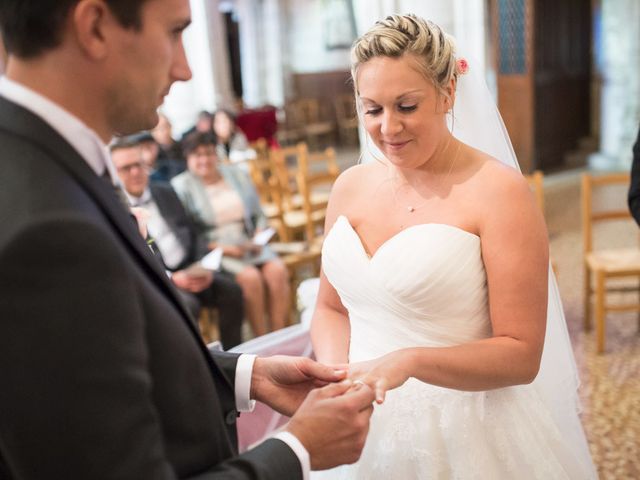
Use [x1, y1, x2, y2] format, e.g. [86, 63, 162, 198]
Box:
[251, 353, 405, 470]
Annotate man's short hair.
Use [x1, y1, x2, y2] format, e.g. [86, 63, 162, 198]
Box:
[0, 0, 149, 58]
[110, 131, 155, 152]
[182, 132, 217, 159]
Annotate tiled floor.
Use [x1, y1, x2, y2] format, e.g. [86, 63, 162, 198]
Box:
[545, 170, 640, 479]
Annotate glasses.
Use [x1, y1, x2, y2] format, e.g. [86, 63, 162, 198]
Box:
[117, 161, 149, 174]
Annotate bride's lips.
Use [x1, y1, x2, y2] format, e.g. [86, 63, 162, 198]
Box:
[383, 140, 411, 151]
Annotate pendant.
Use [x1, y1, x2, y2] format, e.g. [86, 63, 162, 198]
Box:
[408, 206, 415, 212]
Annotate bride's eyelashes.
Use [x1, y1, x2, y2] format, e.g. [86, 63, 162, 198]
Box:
[364, 104, 418, 116]
[398, 104, 417, 112]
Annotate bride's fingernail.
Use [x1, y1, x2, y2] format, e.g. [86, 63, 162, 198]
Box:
[334, 369, 346, 376]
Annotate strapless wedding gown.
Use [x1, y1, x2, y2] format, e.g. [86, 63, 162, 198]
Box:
[312, 215, 596, 479]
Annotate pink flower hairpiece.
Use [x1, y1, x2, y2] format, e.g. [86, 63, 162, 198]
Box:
[456, 58, 469, 75]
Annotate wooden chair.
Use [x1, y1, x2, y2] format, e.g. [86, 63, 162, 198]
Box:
[581, 172, 640, 353]
[296, 146, 339, 240]
[334, 93, 359, 145]
[198, 308, 219, 344]
[269, 143, 339, 303]
[283, 99, 335, 149]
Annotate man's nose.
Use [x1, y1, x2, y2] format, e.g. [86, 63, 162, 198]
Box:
[172, 40, 193, 82]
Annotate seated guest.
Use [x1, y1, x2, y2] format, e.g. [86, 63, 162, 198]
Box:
[120, 131, 183, 183]
[180, 109, 215, 141]
[151, 112, 186, 174]
[213, 108, 256, 168]
[171, 132, 290, 336]
[111, 137, 244, 349]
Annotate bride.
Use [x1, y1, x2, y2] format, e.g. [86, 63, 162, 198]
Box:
[310, 14, 597, 479]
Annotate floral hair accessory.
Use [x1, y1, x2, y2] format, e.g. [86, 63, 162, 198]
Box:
[456, 58, 469, 75]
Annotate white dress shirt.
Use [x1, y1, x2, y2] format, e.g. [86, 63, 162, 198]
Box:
[0, 76, 310, 479]
[125, 188, 187, 270]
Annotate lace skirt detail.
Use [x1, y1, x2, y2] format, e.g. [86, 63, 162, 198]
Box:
[311, 379, 595, 480]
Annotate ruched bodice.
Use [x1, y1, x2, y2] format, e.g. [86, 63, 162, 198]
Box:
[322, 215, 491, 358]
[312, 215, 595, 480]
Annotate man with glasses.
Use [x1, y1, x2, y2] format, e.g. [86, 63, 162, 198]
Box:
[111, 135, 245, 349]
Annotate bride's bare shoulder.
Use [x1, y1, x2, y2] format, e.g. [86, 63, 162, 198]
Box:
[466, 148, 529, 191]
[331, 161, 385, 196]
[464, 148, 538, 215]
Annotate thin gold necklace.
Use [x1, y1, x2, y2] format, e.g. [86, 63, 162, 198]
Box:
[391, 140, 462, 213]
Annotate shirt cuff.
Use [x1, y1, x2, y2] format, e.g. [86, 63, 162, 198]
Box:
[273, 431, 310, 480]
[235, 354, 257, 412]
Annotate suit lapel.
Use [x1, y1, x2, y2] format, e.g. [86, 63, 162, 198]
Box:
[0, 97, 234, 389]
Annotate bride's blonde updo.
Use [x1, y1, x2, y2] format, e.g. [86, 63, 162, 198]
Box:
[351, 14, 458, 99]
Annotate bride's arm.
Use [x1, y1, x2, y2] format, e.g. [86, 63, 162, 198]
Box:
[310, 271, 351, 364]
[350, 163, 549, 400]
[310, 167, 362, 365]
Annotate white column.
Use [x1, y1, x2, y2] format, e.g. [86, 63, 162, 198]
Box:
[236, 0, 265, 107]
[452, 0, 486, 77]
[162, 0, 217, 137]
[203, 0, 236, 110]
[263, 0, 287, 106]
[590, 0, 640, 170]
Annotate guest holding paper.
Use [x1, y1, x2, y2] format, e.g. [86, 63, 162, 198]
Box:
[172, 132, 290, 335]
[111, 136, 244, 348]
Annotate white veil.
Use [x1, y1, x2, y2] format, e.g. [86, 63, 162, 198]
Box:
[452, 60, 595, 473]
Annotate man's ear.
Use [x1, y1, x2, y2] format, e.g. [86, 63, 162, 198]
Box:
[71, 0, 112, 60]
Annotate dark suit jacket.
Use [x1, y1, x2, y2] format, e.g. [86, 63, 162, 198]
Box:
[628, 125, 640, 226]
[149, 182, 208, 271]
[0, 97, 301, 479]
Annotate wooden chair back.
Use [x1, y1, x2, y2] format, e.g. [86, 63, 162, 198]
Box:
[580, 171, 640, 353]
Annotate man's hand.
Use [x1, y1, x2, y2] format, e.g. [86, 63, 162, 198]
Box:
[171, 270, 213, 293]
[286, 380, 375, 470]
[250, 356, 346, 416]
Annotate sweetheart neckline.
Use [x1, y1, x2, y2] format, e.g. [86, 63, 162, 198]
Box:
[333, 215, 480, 261]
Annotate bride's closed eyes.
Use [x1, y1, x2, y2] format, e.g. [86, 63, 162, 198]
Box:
[362, 103, 419, 116]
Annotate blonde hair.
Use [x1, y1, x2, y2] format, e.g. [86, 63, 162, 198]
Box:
[351, 14, 458, 99]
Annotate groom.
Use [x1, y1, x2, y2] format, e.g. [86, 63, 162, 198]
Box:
[0, 1, 374, 478]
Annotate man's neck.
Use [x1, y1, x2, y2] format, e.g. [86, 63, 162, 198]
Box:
[6, 56, 111, 143]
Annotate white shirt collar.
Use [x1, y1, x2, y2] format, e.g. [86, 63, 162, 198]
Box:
[124, 187, 153, 208]
[0, 76, 118, 182]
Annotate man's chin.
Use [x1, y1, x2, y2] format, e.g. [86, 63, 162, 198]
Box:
[114, 111, 159, 137]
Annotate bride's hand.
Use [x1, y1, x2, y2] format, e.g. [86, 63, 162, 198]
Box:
[347, 351, 411, 404]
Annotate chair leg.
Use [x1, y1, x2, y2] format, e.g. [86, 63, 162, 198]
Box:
[595, 272, 606, 354]
[584, 265, 592, 332]
[198, 309, 212, 344]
